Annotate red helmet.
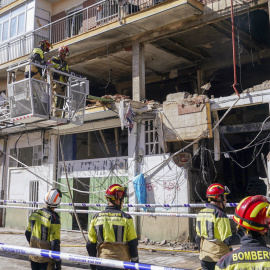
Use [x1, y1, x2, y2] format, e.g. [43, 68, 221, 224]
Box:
[206, 183, 230, 199]
[233, 195, 270, 233]
[59, 46, 69, 56]
[105, 184, 127, 200]
[39, 40, 52, 52]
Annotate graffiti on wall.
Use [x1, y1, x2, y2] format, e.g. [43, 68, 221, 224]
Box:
[145, 179, 185, 206]
[58, 158, 128, 177]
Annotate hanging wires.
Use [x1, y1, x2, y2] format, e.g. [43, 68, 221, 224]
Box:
[59, 138, 87, 243]
[236, 11, 243, 92]
[247, 6, 254, 66]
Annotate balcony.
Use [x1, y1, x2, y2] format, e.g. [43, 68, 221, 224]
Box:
[0, 0, 203, 67]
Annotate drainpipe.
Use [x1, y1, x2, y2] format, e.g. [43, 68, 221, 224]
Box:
[52, 133, 59, 189]
[0, 137, 7, 227]
[212, 0, 241, 131]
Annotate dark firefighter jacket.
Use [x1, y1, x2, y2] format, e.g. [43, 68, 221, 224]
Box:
[50, 56, 69, 84]
[196, 204, 241, 262]
[86, 205, 139, 265]
[25, 207, 61, 266]
[215, 235, 270, 270]
[25, 48, 46, 76]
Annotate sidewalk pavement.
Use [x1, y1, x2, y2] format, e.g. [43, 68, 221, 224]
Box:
[0, 227, 201, 270]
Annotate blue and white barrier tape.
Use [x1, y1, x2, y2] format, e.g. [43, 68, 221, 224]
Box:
[0, 200, 239, 208]
[0, 243, 187, 270]
[0, 205, 234, 219]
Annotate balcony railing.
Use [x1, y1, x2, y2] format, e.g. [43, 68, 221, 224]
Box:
[0, 0, 169, 64]
[0, 0, 17, 8]
[0, 0, 255, 65]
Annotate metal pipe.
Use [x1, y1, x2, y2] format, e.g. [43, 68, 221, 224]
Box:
[0, 138, 7, 227]
[59, 139, 87, 243]
[230, 0, 240, 98]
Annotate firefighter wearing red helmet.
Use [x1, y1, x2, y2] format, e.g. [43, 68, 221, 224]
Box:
[86, 184, 139, 270]
[25, 189, 62, 270]
[195, 183, 243, 270]
[216, 195, 270, 270]
[50, 46, 70, 117]
[25, 40, 52, 79]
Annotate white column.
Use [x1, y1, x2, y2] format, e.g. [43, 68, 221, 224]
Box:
[132, 42, 145, 101]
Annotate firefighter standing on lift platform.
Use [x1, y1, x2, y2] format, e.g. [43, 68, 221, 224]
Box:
[86, 184, 139, 270]
[50, 46, 69, 117]
[25, 40, 52, 80]
[195, 183, 243, 270]
[216, 195, 270, 270]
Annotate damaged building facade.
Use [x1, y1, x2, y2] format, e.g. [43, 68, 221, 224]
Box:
[0, 0, 270, 242]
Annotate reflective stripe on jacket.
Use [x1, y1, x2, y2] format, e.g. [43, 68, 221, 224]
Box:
[50, 56, 69, 83]
[25, 48, 45, 75]
[196, 204, 233, 262]
[25, 207, 60, 263]
[87, 205, 138, 261]
[215, 236, 270, 270]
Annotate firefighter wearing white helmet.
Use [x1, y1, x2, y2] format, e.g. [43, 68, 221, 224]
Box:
[25, 189, 62, 270]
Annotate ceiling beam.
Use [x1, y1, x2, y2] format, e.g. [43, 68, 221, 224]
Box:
[168, 37, 211, 59]
[152, 39, 202, 61]
[209, 20, 265, 53]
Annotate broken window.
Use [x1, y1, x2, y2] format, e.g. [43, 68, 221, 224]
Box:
[9, 146, 43, 167]
[60, 127, 128, 160]
[145, 119, 163, 155]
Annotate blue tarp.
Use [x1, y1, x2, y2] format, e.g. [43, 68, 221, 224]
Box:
[133, 174, 147, 207]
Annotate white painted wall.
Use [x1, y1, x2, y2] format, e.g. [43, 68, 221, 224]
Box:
[127, 121, 189, 213]
[142, 154, 188, 213]
[6, 131, 55, 201]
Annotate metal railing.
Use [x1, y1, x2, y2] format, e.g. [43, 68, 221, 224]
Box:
[5, 62, 89, 125]
[0, 0, 166, 64]
[0, 0, 17, 8]
[0, 0, 257, 65]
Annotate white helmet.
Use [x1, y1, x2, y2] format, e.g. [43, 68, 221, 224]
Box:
[44, 189, 62, 207]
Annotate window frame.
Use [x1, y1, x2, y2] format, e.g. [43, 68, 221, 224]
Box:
[144, 119, 163, 156]
[0, 1, 34, 43]
[9, 145, 43, 167]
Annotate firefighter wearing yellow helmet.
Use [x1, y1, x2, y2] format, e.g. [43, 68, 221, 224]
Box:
[25, 189, 62, 270]
[216, 195, 270, 270]
[25, 40, 52, 80]
[195, 183, 243, 270]
[86, 184, 139, 270]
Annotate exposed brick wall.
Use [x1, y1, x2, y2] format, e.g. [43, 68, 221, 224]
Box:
[52, 11, 66, 23]
[83, 0, 96, 8]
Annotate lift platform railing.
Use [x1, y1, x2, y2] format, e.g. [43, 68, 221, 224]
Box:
[6, 62, 89, 125]
[50, 67, 89, 125]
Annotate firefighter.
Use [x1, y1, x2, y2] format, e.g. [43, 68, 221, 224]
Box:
[195, 183, 243, 270]
[25, 40, 52, 80]
[49, 46, 70, 117]
[86, 184, 139, 270]
[25, 189, 62, 270]
[216, 195, 270, 270]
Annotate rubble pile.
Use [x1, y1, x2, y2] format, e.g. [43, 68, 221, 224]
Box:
[139, 236, 198, 251]
[243, 80, 270, 93]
